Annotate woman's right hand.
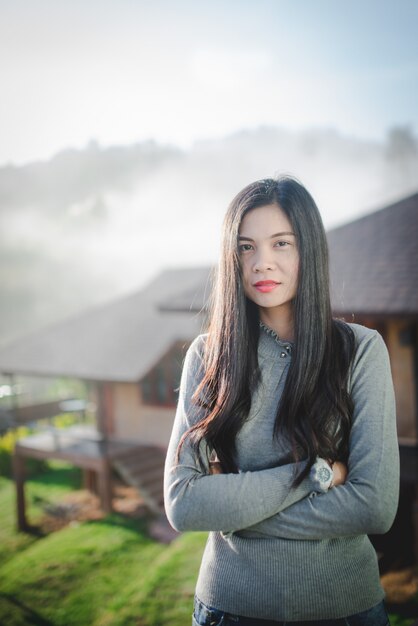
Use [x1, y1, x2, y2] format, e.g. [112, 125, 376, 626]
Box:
[330, 461, 348, 487]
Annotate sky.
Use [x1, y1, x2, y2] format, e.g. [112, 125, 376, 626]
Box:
[1, 0, 417, 166]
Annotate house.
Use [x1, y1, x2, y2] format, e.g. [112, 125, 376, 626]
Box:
[0, 266, 212, 447]
[0, 266, 211, 525]
[328, 192, 418, 448]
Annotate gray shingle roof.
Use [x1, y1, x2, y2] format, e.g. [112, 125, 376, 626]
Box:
[328, 192, 418, 315]
[0, 267, 211, 382]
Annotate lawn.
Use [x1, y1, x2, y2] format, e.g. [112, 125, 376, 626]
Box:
[0, 465, 416, 626]
[0, 464, 206, 625]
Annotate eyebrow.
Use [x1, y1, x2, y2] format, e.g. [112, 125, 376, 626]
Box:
[238, 231, 295, 241]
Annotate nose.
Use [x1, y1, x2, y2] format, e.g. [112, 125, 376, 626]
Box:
[252, 248, 276, 273]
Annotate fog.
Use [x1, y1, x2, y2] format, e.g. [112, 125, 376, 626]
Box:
[1, 125, 417, 345]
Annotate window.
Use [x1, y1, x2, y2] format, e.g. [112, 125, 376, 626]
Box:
[140, 341, 190, 407]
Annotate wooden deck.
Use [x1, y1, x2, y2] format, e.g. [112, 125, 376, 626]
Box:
[13, 425, 155, 531]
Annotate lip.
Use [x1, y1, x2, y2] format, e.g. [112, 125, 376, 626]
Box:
[253, 280, 280, 293]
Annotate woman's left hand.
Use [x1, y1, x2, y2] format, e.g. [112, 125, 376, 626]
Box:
[329, 461, 348, 487]
[209, 461, 223, 474]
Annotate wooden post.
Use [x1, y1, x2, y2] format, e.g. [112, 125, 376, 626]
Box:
[13, 451, 28, 532]
[96, 382, 114, 438]
[83, 469, 96, 492]
[98, 457, 112, 514]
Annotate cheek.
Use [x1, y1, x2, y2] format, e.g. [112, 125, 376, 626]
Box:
[284, 258, 299, 293]
[292, 263, 300, 290]
[239, 258, 249, 278]
[240, 264, 252, 293]
[291, 256, 300, 280]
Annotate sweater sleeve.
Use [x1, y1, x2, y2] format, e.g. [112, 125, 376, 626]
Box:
[242, 330, 400, 540]
[164, 335, 318, 533]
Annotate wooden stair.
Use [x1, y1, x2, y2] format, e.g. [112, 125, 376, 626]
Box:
[113, 445, 166, 515]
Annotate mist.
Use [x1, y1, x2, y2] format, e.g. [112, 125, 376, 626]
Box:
[1, 124, 417, 345]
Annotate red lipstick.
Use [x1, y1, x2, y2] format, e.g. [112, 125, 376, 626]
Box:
[253, 280, 279, 293]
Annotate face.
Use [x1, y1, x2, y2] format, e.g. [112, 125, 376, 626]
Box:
[238, 203, 299, 317]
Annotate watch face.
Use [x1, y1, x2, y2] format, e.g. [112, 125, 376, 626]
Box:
[317, 466, 332, 483]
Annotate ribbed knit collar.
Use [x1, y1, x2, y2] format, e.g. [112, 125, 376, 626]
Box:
[259, 321, 294, 357]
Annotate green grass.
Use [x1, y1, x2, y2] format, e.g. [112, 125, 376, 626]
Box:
[0, 467, 206, 625]
[0, 466, 416, 625]
[389, 618, 416, 626]
[0, 462, 82, 565]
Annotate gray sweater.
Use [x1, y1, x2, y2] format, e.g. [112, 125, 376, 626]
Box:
[164, 323, 399, 620]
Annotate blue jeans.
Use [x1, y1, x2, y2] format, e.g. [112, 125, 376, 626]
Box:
[192, 596, 390, 626]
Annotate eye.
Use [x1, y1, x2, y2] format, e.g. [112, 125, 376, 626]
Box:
[274, 239, 293, 249]
[238, 243, 254, 253]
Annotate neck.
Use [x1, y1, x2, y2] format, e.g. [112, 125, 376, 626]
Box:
[259, 306, 295, 342]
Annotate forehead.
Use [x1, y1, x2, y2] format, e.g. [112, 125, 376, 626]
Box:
[239, 203, 293, 236]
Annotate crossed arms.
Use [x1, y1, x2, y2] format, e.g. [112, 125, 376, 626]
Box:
[164, 329, 399, 539]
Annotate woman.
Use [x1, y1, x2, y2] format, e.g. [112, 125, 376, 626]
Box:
[164, 176, 399, 626]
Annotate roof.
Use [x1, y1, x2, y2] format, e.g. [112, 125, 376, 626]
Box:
[0, 267, 211, 382]
[328, 192, 418, 315]
[158, 273, 214, 312]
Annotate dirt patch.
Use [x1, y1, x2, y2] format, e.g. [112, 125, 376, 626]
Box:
[39, 480, 148, 532]
[381, 567, 418, 604]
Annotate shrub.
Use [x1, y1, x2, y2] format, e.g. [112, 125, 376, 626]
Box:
[0, 428, 48, 478]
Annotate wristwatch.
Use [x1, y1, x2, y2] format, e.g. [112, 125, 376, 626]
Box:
[311, 457, 334, 492]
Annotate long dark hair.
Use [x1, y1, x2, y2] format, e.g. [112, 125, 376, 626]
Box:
[179, 176, 355, 485]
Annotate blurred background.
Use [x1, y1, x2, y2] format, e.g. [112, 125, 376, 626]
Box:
[0, 1, 417, 624]
[1, 0, 417, 345]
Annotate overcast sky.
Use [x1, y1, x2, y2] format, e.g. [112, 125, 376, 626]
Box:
[1, 0, 417, 166]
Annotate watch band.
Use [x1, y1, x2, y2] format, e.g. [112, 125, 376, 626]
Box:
[311, 457, 334, 492]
